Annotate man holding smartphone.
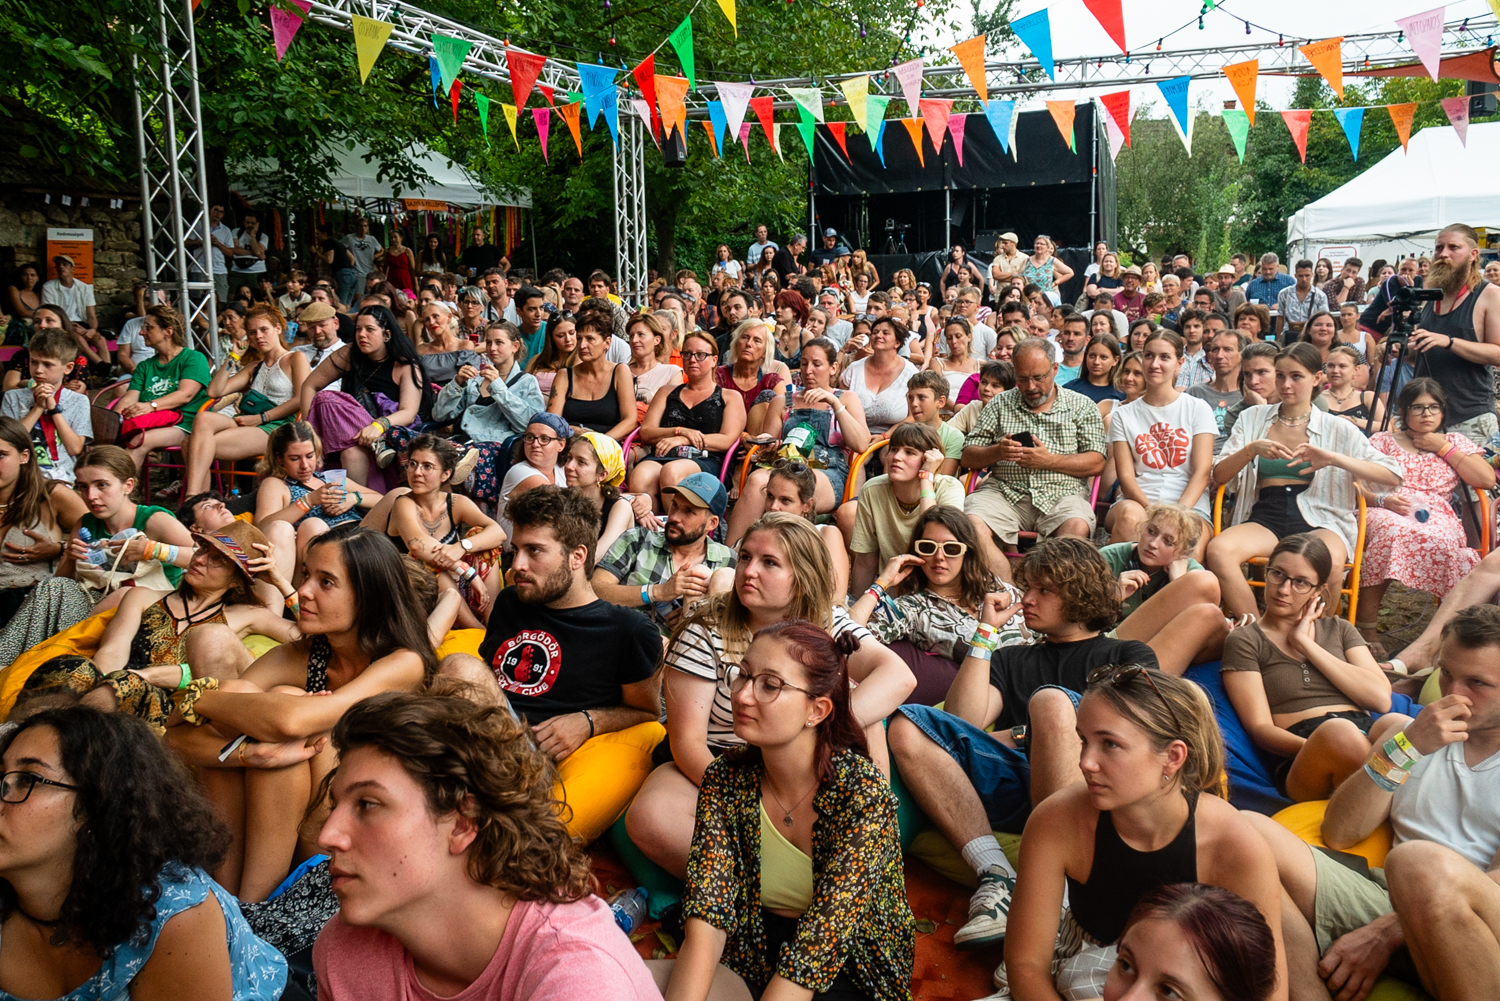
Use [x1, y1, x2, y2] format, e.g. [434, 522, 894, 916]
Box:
[961, 338, 1106, 580]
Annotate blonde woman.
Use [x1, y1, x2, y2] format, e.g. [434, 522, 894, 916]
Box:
[1023, 235, 1073, 301]
[716, 318, 793, 438]
[415, 301, 482, 386]
[628, 313, 684, 424]
[850, 248, 881, 287]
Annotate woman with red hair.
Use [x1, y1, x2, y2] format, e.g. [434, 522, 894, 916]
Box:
[773, 289, 811, 365]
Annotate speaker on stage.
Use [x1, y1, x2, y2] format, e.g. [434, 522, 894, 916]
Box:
[663, 126, 687, 168]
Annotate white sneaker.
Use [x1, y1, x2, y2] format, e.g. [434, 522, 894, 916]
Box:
[953, 865, 1015, 949]
[452, 447, 481, 486]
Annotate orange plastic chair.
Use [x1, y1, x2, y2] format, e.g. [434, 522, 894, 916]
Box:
[842, 439, 890, 504]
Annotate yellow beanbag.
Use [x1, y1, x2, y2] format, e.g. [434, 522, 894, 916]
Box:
[0, 610, 118, 718]
[436, 628, 485, 661]
[908, 828, 1022, 890]
[1419, 670, 1442, 706]
[1273, 799, 1393, 869]
[555, 720, 666, 844]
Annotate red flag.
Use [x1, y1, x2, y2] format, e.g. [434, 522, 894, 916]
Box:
[827, 122, 850, 160]
[1082, 0, 1127, 54]
[538, 84, 556, 107]
[450, 80, 461, 123]
[1099, 91, 1132, 147]
[506, 50, 546, 109]
[632, 55, 661, 138]
[1280, 109, 1311, 162]
[749, 95, 776, 149]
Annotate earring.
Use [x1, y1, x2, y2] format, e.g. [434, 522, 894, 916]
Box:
[805, 720, 815, 728]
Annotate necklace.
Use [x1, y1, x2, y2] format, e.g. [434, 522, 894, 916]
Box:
[1328, 388, 1357, 408]
[765, 777, 817, 828]
[1273, 408, 1312, 427]
[417, 501, 449, 536]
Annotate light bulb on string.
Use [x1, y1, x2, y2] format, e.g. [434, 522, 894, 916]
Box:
[609, 34, 616, 45]
[1198, 15, 1204, 29]
[1156, 39, 1162, 51]
[1244, 20, 1251, 35]
[1277, 34, 1283, 46]
[1397, 30, 1404, 43]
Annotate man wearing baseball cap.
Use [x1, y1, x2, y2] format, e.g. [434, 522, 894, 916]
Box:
[41, 254, 98, 333]
[592, 471, 736, 634]
[810, 227, 851, 267]
[988, 232, 1028, 292]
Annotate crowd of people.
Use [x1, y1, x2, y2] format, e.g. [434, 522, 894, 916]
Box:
[1, 214, 1499, 1001]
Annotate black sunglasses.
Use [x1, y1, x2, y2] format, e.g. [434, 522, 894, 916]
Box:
[1086, 664, 1184, 734]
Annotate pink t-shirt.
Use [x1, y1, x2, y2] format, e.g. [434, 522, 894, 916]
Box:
[314, 895, 663, 1001]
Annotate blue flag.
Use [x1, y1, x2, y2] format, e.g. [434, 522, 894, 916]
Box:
[873, 119, 888, 167]
[707, 100, 728, 154]
[1334, 107, 1364, 161]
[984, 99, 1016, 154]
[577, 62, 619, 129]
[428, 55, 442, 108]
[1156, 76, 1191, 137]
[1009, 9, 1055, 81]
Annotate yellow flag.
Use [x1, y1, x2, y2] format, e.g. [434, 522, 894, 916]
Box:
[716, 0, 737, 36]
[352, 15, 394, 84]
[840, 75, 870, 133]
[502, 102, 520, 149]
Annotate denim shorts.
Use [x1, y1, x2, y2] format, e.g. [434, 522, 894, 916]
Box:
[894, 685, 1082, 835]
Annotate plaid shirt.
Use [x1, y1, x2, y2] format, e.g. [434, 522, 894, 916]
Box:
[597, 527, 737, 630]
[964, 386, 1106, 512]
[1175, 349, 1214, 389]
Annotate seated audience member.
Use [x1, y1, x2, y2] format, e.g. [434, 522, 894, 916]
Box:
[631, 331, 746, 510]
[627, 513, 912, 879]
[527, 313, 577, 400]
[548, 312, 637, 440]
[1103, 884, 1279, 1001]
[255, 421, 377, 582]
[1104, 330, 1218, 558]
[962, 338, 1106, 578]
[1221, 534, 1405, 802]
[1234, 302, 1274, 342]
[730, 338, 870, 544]
[496, 412, 570, 540]
[892, 370, 964, 475]
[414, 300, 484, 386]
[1099, 351, 1145, 445]
[312, 693, 662, 1001]
[839, 317, 919, 442]
[1, 328, 91, 528]
[0, 708, 287, 999]
[1357, 378, 1494, 644]
[1100, 502, 1230, 675]
[1220, 341, 1281, 443]
[1051, 312, 1090, 384]
[1064, 333, 1124, 405]
[593, 472, 737, 633]
[661, 621, 913, 1001]
[716, 318, 794, 439]
[291, 301, 344, 377]
[0, 416, 64, 622]
[1206, 342, 1402, 619]
[626, 312, 684, 423]
[164, 528, 434, 902]
[1004, 670, 1286, 1001]
[300, 305, 435, 487]
[739, 458, 850, 601]
[184, 304, 310, 495]
[1243, 604, 1500, 1001]
[887, 538, 1158, 944]
[928, 316, 983, 404]
[845, 422, 966, 593]
[946, 360, 1014, 438]
[564, 430, 635, 556]
[1322, 344, 1382, 431]
[115, 305, 212, 472]
[388, 434, 506, 628]
[1185, 329, 1246, 454]
[851, 506, 1027, 706]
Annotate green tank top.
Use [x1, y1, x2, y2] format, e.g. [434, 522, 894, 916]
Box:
[759, 801, 814, 914]
[81, 504, 184, 587]
[1256, 455, 1313, 481]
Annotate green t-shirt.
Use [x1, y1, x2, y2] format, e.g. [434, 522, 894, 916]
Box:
[1099, 541, 1203, 617]
[936, 422, 966, 462]
[128, 348, 212, 431]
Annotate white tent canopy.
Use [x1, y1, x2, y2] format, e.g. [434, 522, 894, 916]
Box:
[1287, 122, 1500, 265]
[235, 143, 529, 208]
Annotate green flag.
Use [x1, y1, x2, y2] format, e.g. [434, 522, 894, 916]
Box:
[476, 91, 491, 144]
[669, 16, 696, 90]
[1221, 108, 1249, 163]
[432, 34, 473, 94]
[794, 105, 816, 158]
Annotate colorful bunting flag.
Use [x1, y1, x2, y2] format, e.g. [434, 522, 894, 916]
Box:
[450, 79, 461, 123]
[919, 99, 952, 154]
[786, 87, 825, 123]
[476, 92, 490, 144]
[668, 16, 696, 90]
[772, 123, 784, 160]
[629, 98, 660, 148]
[984, 99, 1016, 156]
[1099, 91, 1132, 147]
[867, 95, 892, 152]
[1387, 102, 1417, 151]
[840, 76, 870, 132]
[558, 102, 583, 159]
[1299, 37, 1344, 98]
[1045, 100, 1076, 152]
[947, 114, 968, 167]
[872, 118, 888, 167]
[432, 34, 473, 94]
[794, 106, 817, 159]
[538, 84, 556, 107]
[828, 122, 850, 160]
[739, 122, 752, 163]
[701, 120, 719, 157]
[1223, 59, 1259, 127]
[1395, 7, 1445, 82]
[899, 117, 925, 166]
[1102, 103, 1127, 161]
[1442, 94, 1470, 146]
[1222, 108, 1250, 162]
[1009, 9, 1054, 80]
[577, 63, 618, 129]
[566, 90, 583, 105]
[949, 34, 989, 100]
[352, 15, 393, 84]
[428, 55, 443, 107]
[633, 56, 661, 138]
[749, 95, 776, 149]
[707, 100, 729, 154]
[716, 0, 737, 36]
[893, 58, 924, 117]
[270, 0, 311, 62]
[599, 90, 619, 145]
[655, 75, 690, 142]
[1281, 109, 1311, 162]
[532, 107, 551, 162]
[502, 102, 519, 149]
[1333, 107, 1364, 160]
[716, 82, 753, 144]
[1082, 0, 1128, 54]
[506, 50, 547, 109]
[1156, 76, 1190, 137]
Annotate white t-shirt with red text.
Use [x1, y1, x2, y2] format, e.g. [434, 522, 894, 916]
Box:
[1107, 393, 1219, 519]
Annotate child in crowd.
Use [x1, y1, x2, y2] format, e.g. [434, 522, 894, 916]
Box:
[0, 328, 92, 527]
[948, 360, 1015, 437]
[893, 369, 964, 476]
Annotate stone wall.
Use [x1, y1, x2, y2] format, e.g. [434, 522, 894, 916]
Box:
[0, 193, 144, 331]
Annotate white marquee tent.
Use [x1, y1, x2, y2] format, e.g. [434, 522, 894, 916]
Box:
[1286, 121, 1500, 266]
[235, 143, 530, 208]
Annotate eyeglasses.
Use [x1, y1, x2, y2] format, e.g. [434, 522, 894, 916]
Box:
[914, 539, 968, 558]
[407, 461, 443, 474]
[0, 771, 78, 804]
[1265, 566, 1318, 594]
[1087, 664, 1184, 734]
[682, 351, 716, 362]
[730, 669, 811, 703]
[1405, 404, 1443, 416]
[522, 434, 562, 445]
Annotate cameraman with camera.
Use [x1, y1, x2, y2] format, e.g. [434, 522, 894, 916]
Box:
[1406, 225, 1500, 445]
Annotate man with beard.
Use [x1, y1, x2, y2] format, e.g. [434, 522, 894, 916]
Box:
[591, 472, 736, 634]
[292, 302, 345, 391]
[1407, 224, 1500, 445]
[712, 288, 754, 358]
[473, 486, 662, 760]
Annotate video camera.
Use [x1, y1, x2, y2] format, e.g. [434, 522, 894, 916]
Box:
[1388, 282, 1444, 341]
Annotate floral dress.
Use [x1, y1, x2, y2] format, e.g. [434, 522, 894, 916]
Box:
[1360, 431, 1482, 595]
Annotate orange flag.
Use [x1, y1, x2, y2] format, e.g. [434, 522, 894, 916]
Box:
[654, 75, 690, 144]
[1299, 37, 1344, 99]
[899, 117, 926, 166]
[1223, 59, 1259, 127]
[702, 120, 720, 157]
[1281, 110, 1311, 162]
[558, 101, 583, 159]
[949, 34, 988, 102]
[1387, 102, 1418, 151]
[1045, 100, 1076, 151]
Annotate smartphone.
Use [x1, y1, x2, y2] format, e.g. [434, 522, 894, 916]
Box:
[1011, 431, 1036, 448]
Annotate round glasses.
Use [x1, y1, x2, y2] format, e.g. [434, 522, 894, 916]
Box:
[914, 539, 968, 559]
[521, 433, 562, 446]
[729, 669, 811, 703]
[1265, 566, 1318, 594]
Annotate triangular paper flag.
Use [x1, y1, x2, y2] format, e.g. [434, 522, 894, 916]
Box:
[919, 99, 952, 153]
[1103, 108, 1127, 162]
[538, 84, 555, 107]
[1395, 7, 1445, 82]
[1082, 0, 1128, 54]
[506, 50, 547, 109]
[893, 58, 925, 117]
[1387, 102, 1418, 151]
[872, 119, 888, 167]
[984, 99, 1015, 154]
[599, 89, 619, 146]
[867, 95, 891, 152]
[632, 55, 661, 138]
[1009, 8, 1054, 80]
[749, 95, 776, 148]
[1299, 37, 1344, 98]
[532, 107, 551, 162]
[772, 123, 784, 160]
[559, 102, 583, 158]
[566, 90, 583, 106]
[947, 114, 968, 166]
[629, 99, 660, 148]
[716, 0, 737, 36]
[1442, 94, 1470, 146]
[949, 34, 989, 100]
[1334, 106, 1364, 160]
[828, 122, 850, 160]
[502, 102, 519, 149]
[707, 100, 728, 153]
[899, 117, 925, 166]
[668, 16, 696, 90]
[476, 91, 491, 144]
[1156, 76, 1190, 136]
[1177, 106, 1196, 155]
[432, 34, 473, 95]
[1223, 59, 1259, 127]
[352, 15, 393, 84]
[1100, 91, 1132, 147]
[428, 54, 442, 107]
[701, 120, 719, 157]
[655, 75, 690, 142]
[786, 87, 825, 123]
[1045, 100, 1076, 152]
[716, 82, 753, 144]
[1281, 109, 1311, 162]
[1221, 108, 1250, 162]
[270, 0, 311, 62]
[840, 76, 870, 132]
[450, 79, 461, 124]
[794, 107, 816, 159]
[577, 63, 619, 129]
[739, 122, 752, 162]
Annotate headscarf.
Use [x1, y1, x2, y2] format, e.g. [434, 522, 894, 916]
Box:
[578, 431, 625, 487]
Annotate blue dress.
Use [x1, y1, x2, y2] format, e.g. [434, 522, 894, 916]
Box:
[0, 866, 287, 1001]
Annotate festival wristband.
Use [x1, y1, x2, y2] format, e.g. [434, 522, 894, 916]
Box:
[641, 584, 653, 607]
[1366, 749, 1409, 788]
[917, 470, 934, 480]
[920, 488, 936, 500]
[295, 496, 312, 513]
[1363, 761, 1402, 794]
[975, 622, 1001, 642]
[177, 662, 192, 691]
[966, 645, 994, 662]
[1384, 730, 1423, 770]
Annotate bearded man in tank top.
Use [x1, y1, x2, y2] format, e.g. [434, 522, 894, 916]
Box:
[1407, 224, 1500, 446]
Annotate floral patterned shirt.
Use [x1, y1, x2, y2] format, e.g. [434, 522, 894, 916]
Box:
[866, 583, 1028, 662]
[683, 748, 914, 1001]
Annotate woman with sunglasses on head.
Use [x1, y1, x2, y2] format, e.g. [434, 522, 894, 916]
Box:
[1220, 533, 1409, 803]
[1004, 668, 1287, 1001]
[0, 707, 288, 1000]
[661, 620, 913, 1001]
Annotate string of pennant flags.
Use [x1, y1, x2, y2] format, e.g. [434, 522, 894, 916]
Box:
[265, 0, 1480, 169]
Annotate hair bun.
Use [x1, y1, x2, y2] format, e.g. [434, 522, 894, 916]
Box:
[833, 629, 860, 659]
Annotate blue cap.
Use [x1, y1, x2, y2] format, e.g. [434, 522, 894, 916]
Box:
[666, 472, 728, 519]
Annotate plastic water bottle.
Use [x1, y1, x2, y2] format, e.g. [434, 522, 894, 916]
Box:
[76, 527, 109, 566]
[609, 887, 648, 934]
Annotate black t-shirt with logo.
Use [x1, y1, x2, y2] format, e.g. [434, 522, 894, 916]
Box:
[477, 588, 661, 723]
